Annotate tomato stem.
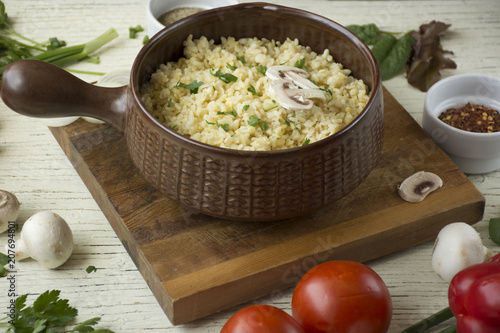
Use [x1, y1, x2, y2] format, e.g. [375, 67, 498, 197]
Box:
[400, 307, 454, 333]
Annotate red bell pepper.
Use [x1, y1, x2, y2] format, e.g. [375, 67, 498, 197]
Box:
[448, 253, 500, 333]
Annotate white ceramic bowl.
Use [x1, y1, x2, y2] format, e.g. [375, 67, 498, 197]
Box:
[146, 0, 239, 37]
[422, 74, 500, 174]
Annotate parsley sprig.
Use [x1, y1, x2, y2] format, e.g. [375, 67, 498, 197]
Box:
[206, 120, 230, 131]
[294, 58, 307, 71]
[248, 115, 269, 131]
[0, 290, 114, 332]
[217, 109, 238, 117]
[210, 69, 238, 83]
[174, 80, 204, 94]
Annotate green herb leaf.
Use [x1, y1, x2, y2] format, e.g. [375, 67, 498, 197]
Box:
[302, 138, 311, 146]
[0, 1, 8, 28]
[206, 120, 230, 131]
[210, 69, 238, 83]
[255, 64, 267, 75]
[142, 35, 149, 45]
[264, 104, 279, 112]
[46, 37, 66, 51]
[226, 62, 237, 70]
[346, 23, 380, 45]
[174, 80, 204, 94]
[294, 58, 307, 71]
[320, 87, 333, 96]
[247, 115, 268, 131]
[247, 85, 260, 96]
[217, 109, 238, 117]
[260, 120, 269, 131]
[248, 115, 261, 127]
[371, 33, 397, 65]
[489, 217, 500, 245]
[86, 265, 97, 273]
[32, 318, 47, 333]
[237, 55, 246, 64]
[379, 31, 416, 81]
[243, 105, 250, 111]
[0, 291, 115, 332]
[71, 317, 114, 333]
[129, 25, 144, 39]
[0, 252, 8, 267]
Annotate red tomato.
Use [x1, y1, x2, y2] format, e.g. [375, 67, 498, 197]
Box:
[221, 304, 306, 333]
[291, 261, 392, 333]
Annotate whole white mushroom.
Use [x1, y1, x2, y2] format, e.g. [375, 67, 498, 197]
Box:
[432, 222, 492, 282]
[0, 189, 20, 234]
[15, 211, 74, 269]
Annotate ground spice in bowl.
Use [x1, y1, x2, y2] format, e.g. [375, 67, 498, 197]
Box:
[438, 103, 500, 133]
[158, 7, 204, 26]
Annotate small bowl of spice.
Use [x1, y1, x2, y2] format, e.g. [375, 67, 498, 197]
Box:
[146, 0, 239, 37]
[423, 73, 500, 174]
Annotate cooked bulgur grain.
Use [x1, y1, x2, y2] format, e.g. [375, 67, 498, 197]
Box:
[140, 35, 369, 150]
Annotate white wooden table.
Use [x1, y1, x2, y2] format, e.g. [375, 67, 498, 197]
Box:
[1, 0, 499, 332]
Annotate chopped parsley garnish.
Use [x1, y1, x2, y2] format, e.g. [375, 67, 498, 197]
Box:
[210, 69, 238, 83]
[217, 109, 238, 117]
[320, 86, 334, 102]
[243, 105, 250, 111]
[248, 115, 268, 131]
[294, 58, 307, 71]
[256, 64, 267, 75]
[206, 120, 230, 131]
[226, 62, 237, 70]
[247, 85, 260, 96]
[302, 138, 311, 146]
[237, 56, 246, 64]
[320, 86, 333, 95]
[86, 265, 97, 273]
[264, 104, 279, 112]
[260, 120, 269, 131]
[174, 80, 204, 94]
[167, 98, 172, 107]
[248, 115, 260, 127]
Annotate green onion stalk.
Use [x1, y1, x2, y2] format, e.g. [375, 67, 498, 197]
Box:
[401, 307, 455, 333]
[0, 28, 118, 78]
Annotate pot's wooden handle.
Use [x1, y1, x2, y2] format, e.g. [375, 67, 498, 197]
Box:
[0, 59, 127, 132]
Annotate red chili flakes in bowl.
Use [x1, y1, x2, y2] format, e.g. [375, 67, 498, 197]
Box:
[438, 103, 500, 133]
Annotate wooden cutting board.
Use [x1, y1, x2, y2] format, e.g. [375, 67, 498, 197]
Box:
[49, 88, 485, 325]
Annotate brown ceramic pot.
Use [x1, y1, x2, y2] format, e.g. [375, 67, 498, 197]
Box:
[1, 2, 383, 221]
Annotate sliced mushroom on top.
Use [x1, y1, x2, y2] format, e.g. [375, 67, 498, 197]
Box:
[269, 79, 326, 111]
[266, 65, 319, 89]
[266, 65, 326, 111]
[398, 171, 443, 203]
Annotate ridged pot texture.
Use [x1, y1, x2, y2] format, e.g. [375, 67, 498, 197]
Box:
[126, 2, 384, 221]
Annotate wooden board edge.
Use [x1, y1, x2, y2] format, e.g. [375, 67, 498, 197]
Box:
[163, 188, 485, 324]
